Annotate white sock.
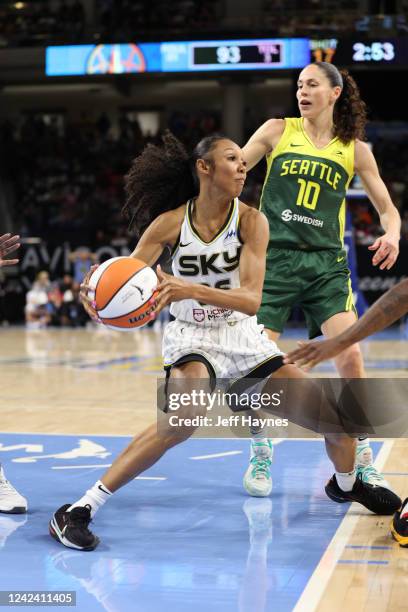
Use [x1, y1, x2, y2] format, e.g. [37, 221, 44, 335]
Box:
[401, 500, 408, 518]
[336, 469, 356, 492]
[68, 480, 112, 518]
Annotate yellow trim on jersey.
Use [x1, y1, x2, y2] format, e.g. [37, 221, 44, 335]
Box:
[299, 117, 338, 151]
[265, 117, 354, 177]
[345, 277, 354, 311]
[338, 161, 357, 246]
[186, 197, 237, 246]
[338, 198, 346, 246]
[260, 119, 291, 212]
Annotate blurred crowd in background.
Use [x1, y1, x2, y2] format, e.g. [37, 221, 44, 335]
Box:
[1, 0, 407, 47]
[0, 0, 407, 326]
[1, 111, 408, 254]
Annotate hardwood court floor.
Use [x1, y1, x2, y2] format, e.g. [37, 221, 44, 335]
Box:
[1, 326, 408, 611]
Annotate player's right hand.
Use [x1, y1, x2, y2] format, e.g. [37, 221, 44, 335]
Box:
[283, 338, 343, 370]
[79, 264, 101, 323]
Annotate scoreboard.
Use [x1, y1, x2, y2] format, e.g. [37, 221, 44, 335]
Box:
[46, 39, 309, 76]
[45, 38, 408, 77]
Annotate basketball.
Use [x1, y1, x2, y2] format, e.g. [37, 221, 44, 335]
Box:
[88, 257, 157, 331]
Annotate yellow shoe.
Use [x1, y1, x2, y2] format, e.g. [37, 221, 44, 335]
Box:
[390, 498, 408, 547]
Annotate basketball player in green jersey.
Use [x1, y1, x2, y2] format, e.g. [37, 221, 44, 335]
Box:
[241, 62, 401, 497]
[0, 233, 28, 514]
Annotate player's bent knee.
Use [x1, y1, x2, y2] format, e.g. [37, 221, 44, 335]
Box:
[334, 343, 363, 372]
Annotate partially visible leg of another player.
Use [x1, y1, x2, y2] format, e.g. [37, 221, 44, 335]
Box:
[49, 361, 210, 551]
[261, 364, 401, 512]
[321, 311, 393, 490]
[244, 312, 393, 497]
[0, 463, 27, 514]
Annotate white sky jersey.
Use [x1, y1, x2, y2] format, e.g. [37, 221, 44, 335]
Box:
[170, 198, 247, 327]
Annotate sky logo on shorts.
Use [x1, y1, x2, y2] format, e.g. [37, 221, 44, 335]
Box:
[281, 209, 324, 228]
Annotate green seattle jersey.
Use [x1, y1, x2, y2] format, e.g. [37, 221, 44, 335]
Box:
[260, 117, 355, 250]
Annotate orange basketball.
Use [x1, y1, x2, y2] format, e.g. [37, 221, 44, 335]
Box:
[88, 257, 157, 331]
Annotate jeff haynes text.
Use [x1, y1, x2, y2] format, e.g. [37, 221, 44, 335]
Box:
[167, 415, 289, 428]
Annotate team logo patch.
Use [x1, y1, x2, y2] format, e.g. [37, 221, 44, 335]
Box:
[193, 308, 205, 322]
[224, 228, 238, 246]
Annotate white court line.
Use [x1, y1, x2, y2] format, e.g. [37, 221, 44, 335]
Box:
[293, 439, 395, 612]
[188, 438, 297, 460]
[51, 464, 167, 480]
[1, 431, 131, 438]
[190, 450, 243, 460]
[135, 476, 167, 481]
[52, 464, 113, 469]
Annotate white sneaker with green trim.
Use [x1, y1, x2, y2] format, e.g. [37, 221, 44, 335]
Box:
[355, 442, 392, 490]
[243, 439, 273, 497]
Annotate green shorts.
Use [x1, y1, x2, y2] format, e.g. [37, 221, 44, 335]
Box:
[258, 247, 356, 339]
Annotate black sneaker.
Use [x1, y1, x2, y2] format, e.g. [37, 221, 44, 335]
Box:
[390, 497, 408, 547]
[49, 504, 99, 551]
[325, 474, 401, 515]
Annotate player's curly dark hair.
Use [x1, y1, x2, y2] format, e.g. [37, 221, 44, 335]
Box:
[123, 130, 228, 236]
[315, 62, 367, 144]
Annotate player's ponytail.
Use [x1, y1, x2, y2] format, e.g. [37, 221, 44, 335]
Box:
[123, 131, 227, 236]
[315, 62, 367, 144]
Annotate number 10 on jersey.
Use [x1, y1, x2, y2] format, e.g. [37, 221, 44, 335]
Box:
[296, 179, 320, 210]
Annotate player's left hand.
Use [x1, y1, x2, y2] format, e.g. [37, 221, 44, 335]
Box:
[153, 264, 191, 315]
[284, 338, 344, 371]
[0, 233, 20, 267]
[368, 233, 399, 270]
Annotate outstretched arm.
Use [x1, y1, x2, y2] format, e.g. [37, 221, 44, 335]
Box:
[242, 119, 285, 170]
[285, 279, 408, 369]
[354, 140, 401, 270]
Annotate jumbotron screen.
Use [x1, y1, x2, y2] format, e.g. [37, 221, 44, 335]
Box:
[45, 39, 310, 75]
[46, 37, 408, 77]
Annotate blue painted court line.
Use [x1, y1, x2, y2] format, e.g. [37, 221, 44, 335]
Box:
[345, 545, 393, 550]
[338, 560, 389, 565]
[280, 327, 405, 341]
[0, 434, 383, 612]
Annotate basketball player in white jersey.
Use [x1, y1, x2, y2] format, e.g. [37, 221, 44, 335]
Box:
[0, 233, 28, 513]
[48, 133, 401, 550]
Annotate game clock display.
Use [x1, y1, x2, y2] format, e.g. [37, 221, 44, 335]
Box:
[311, 38, 408, 66]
